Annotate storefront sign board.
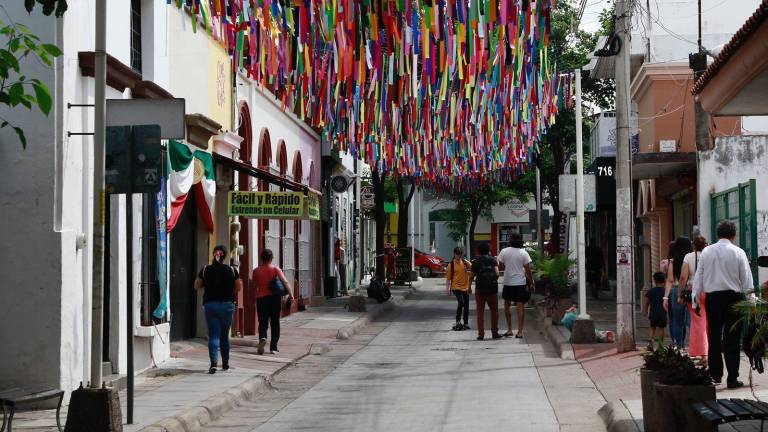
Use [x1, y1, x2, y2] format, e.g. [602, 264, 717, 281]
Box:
[228, 191, 305, 219]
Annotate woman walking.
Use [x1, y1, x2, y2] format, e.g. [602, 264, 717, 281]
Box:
[664, 237, 692, 349]
[679, 235, 709, 363]
[251, 249, 294, 355]
[446, 247, 472, 331]
[195, 245, 242, 374]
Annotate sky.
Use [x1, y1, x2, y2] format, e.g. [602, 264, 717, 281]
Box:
[579, 0, 613, 33]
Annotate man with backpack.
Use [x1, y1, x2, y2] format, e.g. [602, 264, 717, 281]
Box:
[471, 243, 502, 340]
[446, 247, 472, 331]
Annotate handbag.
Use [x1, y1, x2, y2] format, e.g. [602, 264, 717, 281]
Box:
[269, 268, 287, 296]
[680, 252, 697, 304]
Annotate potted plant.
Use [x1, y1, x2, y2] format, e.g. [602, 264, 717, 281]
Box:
[640, 344, 668, 432]
[653, 346, 715, 432]
[532, 253, 574, 324]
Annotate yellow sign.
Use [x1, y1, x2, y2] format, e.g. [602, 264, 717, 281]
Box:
[228, 191, 305, 219]
[306, 193, 320, 221]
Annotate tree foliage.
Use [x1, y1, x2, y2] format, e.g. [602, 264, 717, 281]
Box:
[535, 1, 613, 253]
[0, 17, 62, 148]
[24, 0, 68, 18]
[445, 177, 535, 253]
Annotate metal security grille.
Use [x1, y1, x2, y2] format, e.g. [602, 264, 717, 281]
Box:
[130, 0, 142, 73]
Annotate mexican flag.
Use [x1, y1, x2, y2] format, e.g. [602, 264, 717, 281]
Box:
[167, 140, 215, 232]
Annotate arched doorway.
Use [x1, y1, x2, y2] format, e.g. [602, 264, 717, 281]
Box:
[237, 102, 254, 335]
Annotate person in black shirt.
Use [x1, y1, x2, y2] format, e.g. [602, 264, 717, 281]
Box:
[195, 245, 242, 374]
[644, 272, 668, 351]
[470, 243, 502, 340]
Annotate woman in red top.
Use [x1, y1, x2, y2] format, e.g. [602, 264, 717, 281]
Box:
[250, 249, 293, 355]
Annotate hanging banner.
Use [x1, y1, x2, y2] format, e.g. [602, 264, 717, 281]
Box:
[228, 191, 305, 219]
[152, 177, 169, 320]
[306, 193, 320, 221]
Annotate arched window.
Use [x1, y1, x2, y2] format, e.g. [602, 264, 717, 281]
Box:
[258, 128, 272, 168]
[292, 150, 303, 184]
[308, 161, 316, 188]
[276, 140, 288, 177]
[237, 102, 253, 165]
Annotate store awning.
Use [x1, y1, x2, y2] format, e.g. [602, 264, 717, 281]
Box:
[213, 153, 311, 193]
[632, 152, 696, 180]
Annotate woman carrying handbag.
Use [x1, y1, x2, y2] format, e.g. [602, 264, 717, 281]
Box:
[251, 249, 294, 355]
[679, 235, 709, 364]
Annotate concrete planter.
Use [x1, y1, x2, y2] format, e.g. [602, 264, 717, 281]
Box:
[653, 382, 715, 432]
[640, 369, 659, 432]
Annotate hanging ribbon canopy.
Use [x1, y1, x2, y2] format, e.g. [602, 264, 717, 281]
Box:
[167, 140, 216, 233]
[168, 0, 571, 191]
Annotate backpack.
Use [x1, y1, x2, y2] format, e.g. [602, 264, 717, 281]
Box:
[475, 256, 499, 294]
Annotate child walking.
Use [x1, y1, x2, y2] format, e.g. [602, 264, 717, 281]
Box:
[644, 272, 668, 351]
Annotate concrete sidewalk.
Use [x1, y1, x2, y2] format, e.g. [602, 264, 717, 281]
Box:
[542, 294, 768, 432]
[11, 288, 411, 432]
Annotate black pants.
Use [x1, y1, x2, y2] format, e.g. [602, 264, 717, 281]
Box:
[257, 295, 282, 350]
[453, 290, 470, 325]
[706, 290, 745, 382]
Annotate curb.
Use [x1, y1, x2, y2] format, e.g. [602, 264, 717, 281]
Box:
[335, 289, 411, 340]
[598, 400, 642, 432]
[138, 291, 411, 431]
[531, 306, 575, 360]
[139, 342, 313, 432]
[139, 376, 270, 432]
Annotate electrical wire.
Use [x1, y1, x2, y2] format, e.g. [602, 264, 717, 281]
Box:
[639, 0, 702, 49]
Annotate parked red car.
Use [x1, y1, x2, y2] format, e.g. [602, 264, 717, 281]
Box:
[382, 248, 447, 279]
[414, 249, 447, 278]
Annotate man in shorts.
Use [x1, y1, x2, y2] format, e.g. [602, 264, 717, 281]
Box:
[497, 233, 534, 338]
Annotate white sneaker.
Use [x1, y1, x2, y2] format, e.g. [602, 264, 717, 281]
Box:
[270, 349, 280, 354]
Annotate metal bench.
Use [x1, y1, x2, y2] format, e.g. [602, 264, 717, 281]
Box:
[692, 398, 768, 431]
[0, 388, 64, 432]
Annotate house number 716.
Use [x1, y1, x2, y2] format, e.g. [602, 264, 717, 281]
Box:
[598, 166, 613, 176]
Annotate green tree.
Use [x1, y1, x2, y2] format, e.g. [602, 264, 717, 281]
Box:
[535, 1, 614, 253]
[445, 177, 535, 255]
[396, 176, 416, 248]
[1, 2, 65, 148]
[371, 168, 392, 280]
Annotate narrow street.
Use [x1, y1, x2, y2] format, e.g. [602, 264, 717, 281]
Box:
[202, 280, 606, 432]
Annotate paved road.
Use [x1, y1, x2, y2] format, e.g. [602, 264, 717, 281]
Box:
[203, 280, 606, 432]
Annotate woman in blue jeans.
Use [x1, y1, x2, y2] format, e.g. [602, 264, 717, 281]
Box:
[663, 237, 692, 349]
[195, 245, 242, 374]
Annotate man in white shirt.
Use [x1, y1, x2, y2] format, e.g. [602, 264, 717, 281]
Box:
[497, 234, 534, 338]
[692, 220, 754, 389]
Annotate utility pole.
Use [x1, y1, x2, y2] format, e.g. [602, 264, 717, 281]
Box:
[574, 69, 589, 321]
[614, 0, 636, 352]
[691, 0, 709, 233]
[90, 0, 107, 389]
[691, 0, 710, 152]
[65, 1, 122, 430]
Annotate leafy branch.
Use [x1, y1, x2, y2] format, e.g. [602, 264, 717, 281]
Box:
[0, 17, 62, 148]
[24, 0, 68, 18]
